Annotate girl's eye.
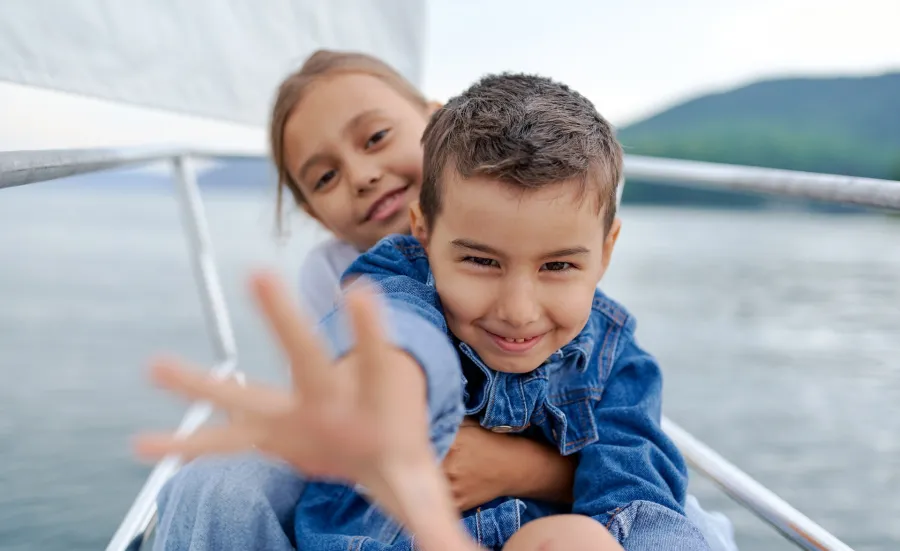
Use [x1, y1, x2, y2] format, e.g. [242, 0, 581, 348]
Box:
[463, 256, 500, 269]
[313, 169, 336, 191]
[365, 129, 390, 149]
[542, 261, 573, 272]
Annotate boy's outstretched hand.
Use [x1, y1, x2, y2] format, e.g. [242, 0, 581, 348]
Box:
[134, 271, 433, 490]
[135, 271, 479, 550]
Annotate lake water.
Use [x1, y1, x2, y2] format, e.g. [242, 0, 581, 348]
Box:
[1, 176, 898, 550]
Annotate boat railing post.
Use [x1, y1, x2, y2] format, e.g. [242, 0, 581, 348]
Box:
[105, 155, 241, 550]
[170, 155, 238, 365]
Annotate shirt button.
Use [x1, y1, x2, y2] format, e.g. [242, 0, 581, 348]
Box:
[491, 425, 514, 433]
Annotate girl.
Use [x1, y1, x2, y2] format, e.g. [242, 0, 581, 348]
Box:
[149, 50, 736, 551]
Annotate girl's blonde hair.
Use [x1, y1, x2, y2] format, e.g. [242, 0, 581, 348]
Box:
[270, 49, 428, 231]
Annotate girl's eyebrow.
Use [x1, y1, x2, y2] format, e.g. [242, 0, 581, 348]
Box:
[343, 109, 386, 137]
[297, 152, 332, 183]
[296, 109, 387, 182]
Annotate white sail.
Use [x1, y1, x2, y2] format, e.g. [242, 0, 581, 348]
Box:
[0, 0, 426, 128]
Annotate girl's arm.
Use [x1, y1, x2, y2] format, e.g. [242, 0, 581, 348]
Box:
[444, 421, 575, 511]
[297, 239, 352, 322]
[377, 459, 483, 551]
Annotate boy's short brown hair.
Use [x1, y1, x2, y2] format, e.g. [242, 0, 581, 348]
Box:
[419, 73, 622, 232]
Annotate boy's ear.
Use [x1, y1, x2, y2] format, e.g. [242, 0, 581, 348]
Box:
[600, 217, 622, 273]
[409, 201, 429, 246]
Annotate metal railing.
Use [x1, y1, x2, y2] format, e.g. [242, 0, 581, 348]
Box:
[3, 146, 898, 551]
[662, 418, 854, 551]
[624, 155, 900, 211]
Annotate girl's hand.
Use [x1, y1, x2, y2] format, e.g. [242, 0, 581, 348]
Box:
[443, 419, 514, 511]
[443, 419, 576, 512]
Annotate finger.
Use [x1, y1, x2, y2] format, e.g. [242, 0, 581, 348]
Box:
[249, 271, 335, 397]
[344, 281, 390, 393]
[133, 425, 258, 461]
[150, 357, 291, 417]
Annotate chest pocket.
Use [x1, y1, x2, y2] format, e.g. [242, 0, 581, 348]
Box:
[544, 389, 603, 456]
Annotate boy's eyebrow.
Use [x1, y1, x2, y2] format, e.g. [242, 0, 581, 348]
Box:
[451, 238, 502, 256]
[451, 239, 590, 259]
[541, 246, 590, 258]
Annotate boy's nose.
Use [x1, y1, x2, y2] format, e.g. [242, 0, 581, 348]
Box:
[496, 280, 541, 328]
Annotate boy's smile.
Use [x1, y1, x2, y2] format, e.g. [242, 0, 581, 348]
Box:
[485, 330, 546, 354]
[413, 172, 621, 374]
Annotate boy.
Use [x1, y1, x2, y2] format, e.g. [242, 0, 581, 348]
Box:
[141, 72, 720, 550]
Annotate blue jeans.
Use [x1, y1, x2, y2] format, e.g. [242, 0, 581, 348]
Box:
[154, 453, 306, 551]
[154, 456, 737, 551]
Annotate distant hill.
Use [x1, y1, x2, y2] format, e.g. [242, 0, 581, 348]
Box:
[618, 71, 900, 208]
[197, 158, 275, 190]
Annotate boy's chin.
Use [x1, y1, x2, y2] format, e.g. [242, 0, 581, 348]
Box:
[481, 352, 546, 375]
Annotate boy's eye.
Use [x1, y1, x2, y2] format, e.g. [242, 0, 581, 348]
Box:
[365, 129, 390, 149]
[463, 256, 500, 269]
[313, 169, 337, 191]
[542, 261, 573, 272]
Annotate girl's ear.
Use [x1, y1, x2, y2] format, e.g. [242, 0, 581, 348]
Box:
[426, 100, 442, 117]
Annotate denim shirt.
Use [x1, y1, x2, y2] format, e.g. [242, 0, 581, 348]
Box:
[294, 235, 710, 551]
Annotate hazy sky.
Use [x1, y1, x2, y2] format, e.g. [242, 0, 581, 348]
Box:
[424, 0, 899, 124]
[1, 0, 897, 151]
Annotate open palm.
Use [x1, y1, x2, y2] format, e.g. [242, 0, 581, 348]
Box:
[135, 272, 433, 487]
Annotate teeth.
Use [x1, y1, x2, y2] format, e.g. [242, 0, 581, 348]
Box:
[503, 337, 528, 343]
